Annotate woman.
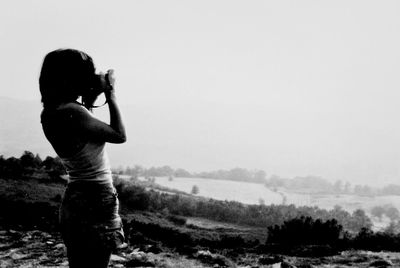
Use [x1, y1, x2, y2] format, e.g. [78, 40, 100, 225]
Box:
[39, 48, 126, 268]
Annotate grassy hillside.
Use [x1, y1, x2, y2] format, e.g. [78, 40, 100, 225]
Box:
[4, 175, 400, 267]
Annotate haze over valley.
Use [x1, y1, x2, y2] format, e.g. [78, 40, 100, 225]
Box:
[1, 96, 399, 188]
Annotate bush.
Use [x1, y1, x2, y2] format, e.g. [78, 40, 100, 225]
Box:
[0, 152, 66, 180]
[116, 181, 151, 210]
[267, 216, 343, 246]
[353, 227, 400, 251]
[167, 214, 187, 226]
[0, 197, 59, 230]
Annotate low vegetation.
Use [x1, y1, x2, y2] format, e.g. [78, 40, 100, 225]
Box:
[0, 151, 66, 180]
[266, 175, 400, 197]
[2, 151, 400, 258]
[114, 176, 372, 233]
[267, 216, 343, 246]
[118, 165, 267, 183]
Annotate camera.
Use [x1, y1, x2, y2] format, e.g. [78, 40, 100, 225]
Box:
[82, 70, 112, 109]
[93, 71, 112, 93]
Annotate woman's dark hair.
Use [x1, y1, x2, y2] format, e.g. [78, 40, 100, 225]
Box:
[39, 48, 96, 108]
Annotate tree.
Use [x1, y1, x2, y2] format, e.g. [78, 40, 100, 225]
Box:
[191, 185, 199, 195]
[344, 182, 351, 193]
[228, 168, 252, 181]
[386, 206, 400, 221]
[20, 151, 41, 169]
[333, 180, 342, 193]
[290, 176, 332, 191]
[384, 221, 400, 234]
[124, 165, 143, 179]
[381, 184, 400, 196]
[254, 170, 267, 183]
[265, 175, 286, 188]
[160, 165, 174, 177]
[42, 156, 66, 177]
[350, 209, 372, 231]
[354, 184, 373, 196]
[1, 156, 22, 177]
[371, 206, 385, 219]
[174, 168, 192, 178]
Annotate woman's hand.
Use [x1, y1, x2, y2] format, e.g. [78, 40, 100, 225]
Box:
[104, 69, 116, 99]
[106, 69, 115, 88]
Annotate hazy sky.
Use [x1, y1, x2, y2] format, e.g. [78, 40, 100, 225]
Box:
[1, 1, 400, 185]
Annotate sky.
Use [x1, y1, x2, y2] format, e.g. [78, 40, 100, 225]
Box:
[1, 1, 400, 185]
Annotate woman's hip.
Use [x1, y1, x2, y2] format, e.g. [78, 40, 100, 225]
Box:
[59, 181, 124, 249]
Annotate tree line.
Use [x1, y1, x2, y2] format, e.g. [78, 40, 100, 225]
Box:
[113, 176, 372, 233]
[0, 151, 66, 179]
[4, 150, 400, 196]
[117, 165, 267, 183]
[265, 175, 400, 196]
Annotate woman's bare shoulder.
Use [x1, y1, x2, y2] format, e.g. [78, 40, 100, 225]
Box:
[56, 102, 92, 119]
[41, 103, 90, 126]
[58, 102, 87, 112]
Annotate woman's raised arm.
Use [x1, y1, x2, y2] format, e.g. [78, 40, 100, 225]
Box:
[66, 69, 127, 144]
[66, 100, 126, 144]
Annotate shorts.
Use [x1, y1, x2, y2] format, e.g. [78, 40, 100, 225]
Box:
[59, 180, 125, 251]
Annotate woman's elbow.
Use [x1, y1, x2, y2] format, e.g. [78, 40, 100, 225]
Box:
[120, 135, 127, 143]
[115, 134, 127, 144]
[110, 133, 127, 144]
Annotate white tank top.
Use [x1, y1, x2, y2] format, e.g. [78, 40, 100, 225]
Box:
[60, 141, 112, 184]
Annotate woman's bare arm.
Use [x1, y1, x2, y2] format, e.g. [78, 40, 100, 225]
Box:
[64, 101, 126, 144]
[104, 91, 126, 143]
[66, 69, 127, 144]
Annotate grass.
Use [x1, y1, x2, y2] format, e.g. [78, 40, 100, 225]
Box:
[0, 176, 264, 253]
[0, 177, 64, 205]
[4, 175, 400, 257]
[152, 253, 211, 268]
[0, 177, 64, 230]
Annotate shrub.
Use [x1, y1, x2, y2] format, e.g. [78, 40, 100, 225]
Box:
[267, 216, 343, 246]
[167, 214, 187, 226]
[191, 185, 199, 195]
[353, 227, 400, 251]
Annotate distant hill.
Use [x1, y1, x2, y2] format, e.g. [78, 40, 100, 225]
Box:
[0, 97, 211, 169]
[0, 97, 141, 164]
[0, 96, 274, 173]
[0, 97, 54, 158]
[0, 96, 250, 171]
